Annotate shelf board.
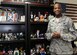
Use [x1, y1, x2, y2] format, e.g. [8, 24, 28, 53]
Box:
[0, 22, 25, 25]
[0, 39, 25, 43]
[30, 38, 48, 41]
[1, 1, 25, 6]
[1, 1, 50, 7]
[30, 21, 48, 25]
[30, 38, 50, 43]
[31, 38, 45, 40]
[25, 2, 49, 7]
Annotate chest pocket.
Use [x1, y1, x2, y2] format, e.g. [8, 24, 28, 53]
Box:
[49, 22, 56, 32]
[61, 22, 69, 33]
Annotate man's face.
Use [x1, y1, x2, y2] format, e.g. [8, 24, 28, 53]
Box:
[53, 4, 62, 16]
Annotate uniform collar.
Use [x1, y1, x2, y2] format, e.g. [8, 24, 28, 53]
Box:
[52, 15, 66, 23]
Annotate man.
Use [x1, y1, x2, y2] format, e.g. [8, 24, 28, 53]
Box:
[45, 2, 77, 55]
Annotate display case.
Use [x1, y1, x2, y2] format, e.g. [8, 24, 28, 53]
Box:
[0, 1, 54, 55]
[0, 1, 27, 55]
[27, 2, 54, 55]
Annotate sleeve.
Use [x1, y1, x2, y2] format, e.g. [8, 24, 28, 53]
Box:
[45, 21, 53, 40]
[61, 17, 77, 42]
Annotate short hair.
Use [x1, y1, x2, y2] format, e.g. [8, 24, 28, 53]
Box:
[54, 2, 62, 7]
[54, 2, 61, 4]
[53, 2, 62, 10]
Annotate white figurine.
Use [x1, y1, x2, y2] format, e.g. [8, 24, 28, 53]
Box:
[14, 48, 19, 55]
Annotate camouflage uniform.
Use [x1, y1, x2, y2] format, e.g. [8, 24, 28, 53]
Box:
[45, 15, 77, 55]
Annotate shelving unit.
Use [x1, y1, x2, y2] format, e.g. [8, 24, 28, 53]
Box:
[27, 2, 54, 55]
[0, 0, 53, 55]
[0, 1, 27, 55]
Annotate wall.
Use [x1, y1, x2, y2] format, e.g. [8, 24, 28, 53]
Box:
[54, 0, 77, 4]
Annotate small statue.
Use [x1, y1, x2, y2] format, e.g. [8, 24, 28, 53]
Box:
[14, 48, 19, 55]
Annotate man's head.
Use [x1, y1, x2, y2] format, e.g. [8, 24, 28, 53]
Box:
[53, 2, 62, 17]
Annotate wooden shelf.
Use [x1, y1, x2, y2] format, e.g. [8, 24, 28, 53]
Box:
[25, 2, 49, 7]
[1, 1, 52, 7]
[0, 39, 25, 43]
[30, 38, 50, 44]
[1, 1, 25, 6]
[0, 22, 25, 25]
[30, 21, 48, 25]
[30, 38, 48, 42]
[31, 38, 45, 40]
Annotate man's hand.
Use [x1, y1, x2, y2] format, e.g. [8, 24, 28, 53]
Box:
[52, 32, 60, 38]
